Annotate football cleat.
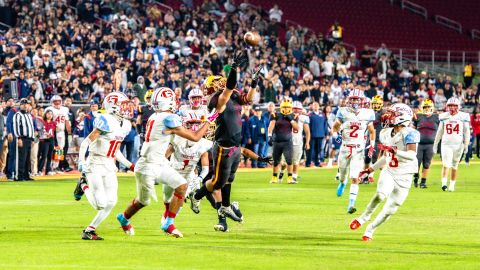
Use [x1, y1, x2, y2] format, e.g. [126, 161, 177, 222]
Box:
[162, 223, 183, 238]
[442, 185, 448, 191]
[270, 176, 278, 184]
[448, 186, 455, 192]
[214, 216, 228, 232]
[231, 201, 244, 223]
[188, 192, 200, 214]
[362, 235, 372, 242]
[287, 176, 297, 184]
[419, 183, 427, 189]
[116, 213, 135, 236]
[347, 206, 357, 214]
[82, 230, 104, 240]
[349, 219, 362, 230]
[73, 174, 87, 201]
[218, 206, 242, 223]
[336, 182, 346, 197]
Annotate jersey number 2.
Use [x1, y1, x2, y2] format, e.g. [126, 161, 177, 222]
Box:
[445, 123, 459, 134]
[107, 140, 122, 158]
[349, 124, 359, 138]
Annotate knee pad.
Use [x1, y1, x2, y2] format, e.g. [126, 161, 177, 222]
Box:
[376, 192, 387, 202]
[386, 202, 400, 215]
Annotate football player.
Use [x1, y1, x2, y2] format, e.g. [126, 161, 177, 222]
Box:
[268, 98, 299, 184]
[178, 88, 209, 121]
[433, 97, 470, 192]
[413, 99, 439, 188]
[45, 95, 71, 172]
[332, 89, 376, 214]
[350, 103, 420, 241]
[362, 95, 384, 183]
[76, 92, 135, 240]
[116, 87, 217, 238]
[166, 113, 213, 215]
[290, 101, 310, 182]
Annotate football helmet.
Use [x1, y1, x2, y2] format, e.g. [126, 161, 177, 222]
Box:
[363, 97, 371, 109]
[280, 98, 293, 115]
[103, 92, 130, 118]
[371, 95, 383, 111]
[203, 75, 226, 96]
[420, 99, 434, 114]
[51, 95, 62, 108]
[144, 89, 154, 104]
[347, 89, 364, 112]
[381, 103, 413, 128]
[446, 97, 460, 115]
[182, 111, 203, 132]
[151, 87, 177, 112]
[292, 101, 303, 114]
[188, 88, 204, 108]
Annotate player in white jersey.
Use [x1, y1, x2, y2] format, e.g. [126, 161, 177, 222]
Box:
[45, 95, 71, 171]
[165, 113, 213, 215]
[76, 92, 134, 240]
[350, 103, 420, 241]
[116, 87, 217, 238]
[290, 101, 310, 181]
[178, 88, 209, 121]
[433, 97, 470, 192]
[332, 89, 376, 214]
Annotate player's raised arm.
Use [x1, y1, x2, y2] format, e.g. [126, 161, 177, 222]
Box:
[217, 51, 248, 113]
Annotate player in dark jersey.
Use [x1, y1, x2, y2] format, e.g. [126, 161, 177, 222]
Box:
[268, 98, 299, 184]
[191, 51, 259, 232]
[413, 99, 439, 188]
[363, 95, 384, 184]
[136, 90, 155, 145]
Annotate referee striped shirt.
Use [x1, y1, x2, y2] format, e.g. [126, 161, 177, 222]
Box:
[13, 111, 35, 139]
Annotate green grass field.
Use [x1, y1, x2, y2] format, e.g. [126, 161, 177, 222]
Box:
[0, 163, 479, 270]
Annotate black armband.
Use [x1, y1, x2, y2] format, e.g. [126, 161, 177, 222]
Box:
[226, 67, 237, 90]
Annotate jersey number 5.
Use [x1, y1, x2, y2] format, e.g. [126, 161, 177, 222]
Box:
[107, 140, 122, 158]
[445, 123, 459, 134]
[349, 124, 359, 138]
[389, 152, 399, 168]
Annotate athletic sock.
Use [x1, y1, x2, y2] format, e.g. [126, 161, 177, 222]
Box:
[441, 177, 448, 187]
[164, 211, 176, 226]
[221, 184, 231, 207]
[449, 180, 456, 189]
[273, 173, 278, 177]
[163, 203, 170, 219]
[288, 173, 292, 177]
[292, 173, 298, 179]
[215, 202, 222, 210]
[349, 184, 359, 205]
[420, 178, 426, 184]
[194, 185, 209, 201]
[413, 173, 419, 183]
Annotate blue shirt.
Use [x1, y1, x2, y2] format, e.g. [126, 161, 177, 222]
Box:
[83, 111, 96, 137]
[309, 111, 329, 138]
[248, 115, 268, 143]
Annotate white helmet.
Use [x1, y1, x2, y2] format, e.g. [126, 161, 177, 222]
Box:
[292, 101, 303, 109]
[51, 95, 62, 107]
[188, 88, 204, 108]
[381, 103, 413, 127]
[347, 89, 364, 112]
[151, 87, 177, 112]
[182, 111, 203, 132]
[446, 97, 461, 115]
[103, 92, 130, 118]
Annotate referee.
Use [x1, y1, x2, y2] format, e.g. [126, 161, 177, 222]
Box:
[13, 98, 35, 181]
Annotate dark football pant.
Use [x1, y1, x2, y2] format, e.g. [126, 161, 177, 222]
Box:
[417, 143, 434, 169]
[273, 140, 293, 166]
[211, 143, 241, 190]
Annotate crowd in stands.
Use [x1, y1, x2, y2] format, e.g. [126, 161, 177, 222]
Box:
[0, 0, 479, 177]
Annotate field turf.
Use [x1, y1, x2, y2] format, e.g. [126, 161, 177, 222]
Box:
[0, 163, 479, 269]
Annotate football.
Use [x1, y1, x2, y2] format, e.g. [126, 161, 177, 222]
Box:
[243, 31, 261, 46]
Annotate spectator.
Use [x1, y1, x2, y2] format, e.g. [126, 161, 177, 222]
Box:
[248, 107, 269, 168]
[6, 100, 18, 181]
[360, 45, 373, 68]
[471, 105, 480, 158]
[306, 102, 329, 167]
[375, 43, 391, 59]
[83, 101, 100, 138]
[38, 109, 56, 176]
[376, 53, 389, 80]
[269, 4, 283, 23]
[434, 89, 447, 111]
[133, 76, 148, 103]
[30, 108, 41, 176]
[463, 63, 474, 88]
[329, 21, 343, 42]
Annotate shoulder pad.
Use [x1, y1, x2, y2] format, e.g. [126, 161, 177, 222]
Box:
[404, 128, 420, 144]
[93, 115, 111, 133]
[164, 114, 182, 129]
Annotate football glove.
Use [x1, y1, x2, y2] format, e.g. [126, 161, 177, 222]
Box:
[231, 50, 248, 69]
[358, 167, 374, 181]
[250, 65, 263, 88]
[258, 155, 273, 164]
[367, 145, 375, 158]
[268, 136, 273, 146]
[78, 161, 87, 173]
